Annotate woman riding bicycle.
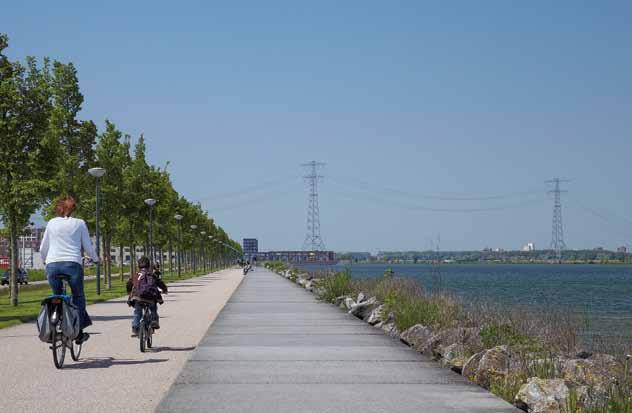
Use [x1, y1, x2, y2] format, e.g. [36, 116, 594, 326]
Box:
[39, 196, 99, 344]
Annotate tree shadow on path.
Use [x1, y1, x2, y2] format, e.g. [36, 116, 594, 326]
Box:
[65, 357, 168, 369]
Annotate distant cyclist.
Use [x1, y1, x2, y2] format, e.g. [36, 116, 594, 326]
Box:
[40, 196, 99, 344]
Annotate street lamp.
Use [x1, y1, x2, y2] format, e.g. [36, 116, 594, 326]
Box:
[88, 167, 106, 294]
[174, 214, 183, 277]
[144, 198, 157, 264]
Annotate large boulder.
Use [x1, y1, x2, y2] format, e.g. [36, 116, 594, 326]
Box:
[343, 297, 356, 310]
[465, 345, 514, 389]
[379, 320, 401, 338]
[427, 327, 484, 359]
[559, 353, 623, 398]
[349, 296, 379, 320]
[399, 324, 434, 353]
[514, 378, 590, 413]
[438, 343, 468, 374]
[366, 304, 385, 325]
[462, 351, 485, 381]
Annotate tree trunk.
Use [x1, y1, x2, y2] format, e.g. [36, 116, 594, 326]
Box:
[9, 214, 19, 306]
[169, 240, 173, 275]
[119, 242, 124, 281]
[130, 243, 136, 278]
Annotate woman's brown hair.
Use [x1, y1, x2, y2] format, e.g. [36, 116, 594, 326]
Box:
[55, 196, 77, 217]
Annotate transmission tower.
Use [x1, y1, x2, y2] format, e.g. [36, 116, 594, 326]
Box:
[302, 161, 326, 251]
[546, 178, 569, 263]
[430, 234, 442, 293]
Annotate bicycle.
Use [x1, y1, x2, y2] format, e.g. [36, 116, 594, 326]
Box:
[48, 274, 82, 369]
[138, 301, 154, 353]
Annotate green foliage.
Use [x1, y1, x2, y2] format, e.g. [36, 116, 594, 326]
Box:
[480, 323, 539, 350]
[489, 373, 526, 404]
[384, 292, 460, 331]
[0, 33, 240, 303]
[318, 270, 353, 302]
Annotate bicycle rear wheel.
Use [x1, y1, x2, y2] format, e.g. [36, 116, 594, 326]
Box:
[52, 322, 66, 369]
[146, 328, 152, 349]
[139, 321, 146, 353]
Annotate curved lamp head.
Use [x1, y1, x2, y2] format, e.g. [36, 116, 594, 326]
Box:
[174, 214, 183, 221]
[190, 224, 198, 230]
[88, 167, 106, 178]
[144, 198, 157, 207]
[200, 231, 206, 235]
[208, 236, 213, 240]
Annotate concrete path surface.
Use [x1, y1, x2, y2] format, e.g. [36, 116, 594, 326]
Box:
[158, 268, 519, 413]
[0, 268, 244, 413]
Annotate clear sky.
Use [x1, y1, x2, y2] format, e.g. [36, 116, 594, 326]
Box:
[3, 1, 632, 252]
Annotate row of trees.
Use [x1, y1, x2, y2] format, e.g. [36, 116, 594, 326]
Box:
[0, 34, 241, 305]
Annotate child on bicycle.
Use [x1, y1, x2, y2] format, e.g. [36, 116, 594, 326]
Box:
[127, 256, 168, 337]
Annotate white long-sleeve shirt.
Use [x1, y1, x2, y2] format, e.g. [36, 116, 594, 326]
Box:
[40, 217, 99, 265]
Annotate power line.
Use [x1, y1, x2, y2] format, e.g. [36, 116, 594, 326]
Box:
[302, 161, 326, 251]
[330, 175, 543, 201]
[327, 182, 547, 213]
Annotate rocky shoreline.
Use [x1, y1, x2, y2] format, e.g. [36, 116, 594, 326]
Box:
[265, 263, 632, 413]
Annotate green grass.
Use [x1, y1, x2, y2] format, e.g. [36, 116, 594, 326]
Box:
[0, 267, 223, 330]
[318, 269, 353, 302]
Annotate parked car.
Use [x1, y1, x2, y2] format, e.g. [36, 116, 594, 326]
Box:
[1, 268, 28, 286]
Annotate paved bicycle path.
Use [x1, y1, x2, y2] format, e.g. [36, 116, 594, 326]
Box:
[158, 268, 519, 413]
[0, 268, 244, 413]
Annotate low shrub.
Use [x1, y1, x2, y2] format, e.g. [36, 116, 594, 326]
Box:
[318, 270, 353, 302]
[480, 323, 539, 350]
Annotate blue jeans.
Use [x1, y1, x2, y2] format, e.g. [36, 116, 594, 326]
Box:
[46, 262, 92, 329]
[132, 301, 158, 329]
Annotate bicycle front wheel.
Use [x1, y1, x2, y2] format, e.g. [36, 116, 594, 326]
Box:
[139, 321, 146, 353]
[52, 323, 66, 369]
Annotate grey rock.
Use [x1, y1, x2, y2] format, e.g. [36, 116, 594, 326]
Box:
[462, 351, 485, 381]
[438, 343, 468, 374]
[349, 297, 378, 320]
[344, 297, 356, 310]
[514, 378, 590, 413]
[465, 345, 515, 389]
[399, 324, 434, 353]
[357, 292, 367, 303]
[366, 305, 385, 326]
[333, 296, 348, 307]
[380, 321, 401, 338]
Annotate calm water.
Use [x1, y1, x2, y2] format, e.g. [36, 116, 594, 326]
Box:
[299, 263, 632, 337]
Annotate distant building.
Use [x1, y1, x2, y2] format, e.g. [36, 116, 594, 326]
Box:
[243, 238, 258, 259]
[617, 246, 627, 253]
[0, 226, 46, 268]
[521, 242, 536, 252]
[258, 250, 335, 264]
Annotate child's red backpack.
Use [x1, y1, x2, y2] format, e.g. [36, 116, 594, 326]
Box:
[137, 270, 159, 301]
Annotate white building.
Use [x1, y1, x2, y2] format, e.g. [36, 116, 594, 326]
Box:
[521, 242, 536, 252]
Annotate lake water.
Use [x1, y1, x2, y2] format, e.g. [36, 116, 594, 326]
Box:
[298, 263, 632, 338]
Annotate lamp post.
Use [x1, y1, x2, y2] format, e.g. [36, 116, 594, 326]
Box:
[174, 214, 183, 277]
[88, 167, 106, 295]
[144, 198, 157, 264]
[190, 224, 198, 272]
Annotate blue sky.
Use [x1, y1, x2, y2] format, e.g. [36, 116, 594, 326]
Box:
[4, 1, 632, 251]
